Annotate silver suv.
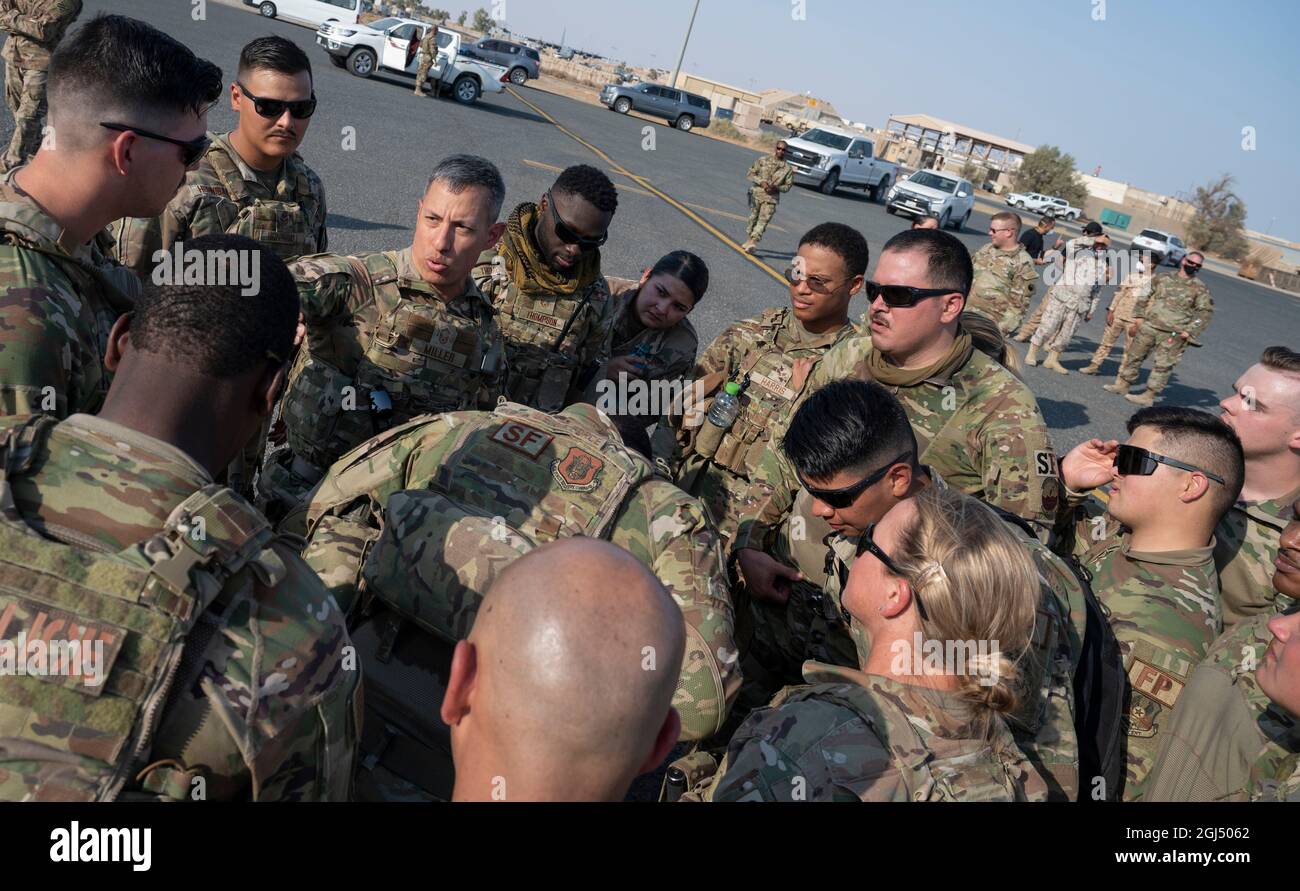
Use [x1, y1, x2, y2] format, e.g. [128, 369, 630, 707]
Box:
[600, 82, 712, 131]
[464, 38, 540, 85]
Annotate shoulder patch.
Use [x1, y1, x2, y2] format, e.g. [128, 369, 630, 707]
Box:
[1129, 658, 1184, 710]
[1034, 450, 1058, 477]
[491, 421, 553, 459]
[551, 446, 604, 492]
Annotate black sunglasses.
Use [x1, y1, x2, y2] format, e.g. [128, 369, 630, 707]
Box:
[797, 452, 911, 510]
[864, 280, 959, 308]
[1114, 443, 1225, 485]
[236, 82, 317, 120]
[783, 263, 840, 295]
[545, 189, 607, 250]
[100, 122, 210, 166]
[1182, 260, 1203, 271]
[852, 522, 928, 622]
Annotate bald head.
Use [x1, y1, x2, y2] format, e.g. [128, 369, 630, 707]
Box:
[442, 538, 685, 801]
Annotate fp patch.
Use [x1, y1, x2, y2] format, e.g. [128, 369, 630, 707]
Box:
[492, 421, 554, 459]
[551, 447, 604, 492]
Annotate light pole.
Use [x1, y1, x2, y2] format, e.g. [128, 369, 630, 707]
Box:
[669, 0, 701, 90]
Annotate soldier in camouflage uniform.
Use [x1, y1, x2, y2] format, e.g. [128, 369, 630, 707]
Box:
[472, 164, 618, 412]
[1216, 348, 1300, 627]
[1025, 233, 1109, 374]
[1055, 407, 1245, 800]
[0, 0, 80, 171]
[704, 486, 1052, 802]
[261, 155, 508, 518]
[0, 15, 221, 419]
[294, 401, 738, 800]
[1080, 257, 1154, 374]
[1107, 252, 1214, 405]
[965, 211, 1038, 334]
[111, 36, 328, 281]
[740, 141, 793, 253]
[413, 23, 440, 96]
[0, 235, 358, 801]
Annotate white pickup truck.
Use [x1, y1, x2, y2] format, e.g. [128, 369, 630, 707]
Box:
[315, 18, 508, 105]
[1005, 190, 1081, 220]
[781, 125, 899, 200]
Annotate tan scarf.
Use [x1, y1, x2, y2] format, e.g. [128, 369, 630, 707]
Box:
[865, 329, 974, 388]
[498, 202, 602, 297]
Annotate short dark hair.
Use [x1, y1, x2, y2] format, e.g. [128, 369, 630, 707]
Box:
[553, 164, 618, 214]
[428, 154, 506, 220]
[238, 34, 313, 82]
[1126, 406, 1245, 516]
[130, 234, 299, 379]
[798, 222, 869, 277]
[49, 14, 223, 125]
[648, 250, 709, 302]
[781, 379, 918, 481]
[1038, 216, 1056, 229]
[1261, 346, 1300, 376]
[881, 228, 973, 296]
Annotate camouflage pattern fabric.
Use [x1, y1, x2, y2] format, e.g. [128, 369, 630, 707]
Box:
[0, 0, 80, 171]
[472, 202, 611, 412]
[744, 155, 793, 244]
[1015, 295, 1047, 341]
[110, 132, 328, 280]
[1214, 484, 1300, 629]
[1146, 613, 1300, 801]
[0, 171, 140, 419]
[0, 413, 358, 801]
[1118, 272, 1213, 395]
[413, 26, 439, 87]
[1030, 238, 1107, 352]
[675, 306, 853, 543]
[966, 242, 1038, 334]
[707, 662, 1050, 801]
[1085, 267, 1152, 368]
[1064, 497, 1221, 801]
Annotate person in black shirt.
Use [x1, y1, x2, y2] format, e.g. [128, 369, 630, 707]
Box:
[1018, 215, 1062, 265]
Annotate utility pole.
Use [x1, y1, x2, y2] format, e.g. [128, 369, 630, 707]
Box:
[669, 0, 701, 90]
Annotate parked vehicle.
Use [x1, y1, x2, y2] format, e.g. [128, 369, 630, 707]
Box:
[599, 82, 712, 131]
[315, 19, 508, 105]
[885, 170, 976, 230]
[245, 0, 360, 27]
[462, 38, 541, 85]
[781, 126, 899, 199]
[1005, 190, 1081, 220]
[1131, 228, 1189, 266]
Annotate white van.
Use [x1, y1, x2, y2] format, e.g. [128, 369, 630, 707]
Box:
[245, 0, 360, 28]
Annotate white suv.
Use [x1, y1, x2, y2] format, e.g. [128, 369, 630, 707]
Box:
[885, 170, 975, 230]
[1130, 228, 1188, 266]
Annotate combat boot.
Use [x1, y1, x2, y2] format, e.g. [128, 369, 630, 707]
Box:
[1125, 390, 1156, 407]
[1024, 343, 1040, 366]
[1079, 361, 1101, 375]
[1103, 377, 1129, 394]
[741, 241, 756, 254]
[1043, 351, 1069, 375]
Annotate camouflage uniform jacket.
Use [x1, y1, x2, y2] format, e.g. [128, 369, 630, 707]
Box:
[1133, 272, 1213, 337]
[1108, 267, 1154, 321]
[0, 171, 139, 419]
[299, 403, 738, 741]
[110, 132, 328, 280]
[0, 413, 358, 801]
[1146, 614, 1300, 801]
[733, 331, 1059, 552]
[280, 246, 504, 475]
[708, 662, 1048, 801]
[1045, 236, 1107, 313]
[746, 155, 794, 205]
[0, 0, 81, 68]
[1215, 483, 1300, 629]
[1064, 500, 1222, 800]
[966, 242, 1037, 319]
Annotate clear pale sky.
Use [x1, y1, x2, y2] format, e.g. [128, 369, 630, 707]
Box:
[490, 0, 1299, 242]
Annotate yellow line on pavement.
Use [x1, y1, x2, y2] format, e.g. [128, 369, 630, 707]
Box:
[508, 87, 788, 286]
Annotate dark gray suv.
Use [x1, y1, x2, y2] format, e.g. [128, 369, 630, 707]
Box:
[599, 82, 712, 131]
[464, 38, 540, 85]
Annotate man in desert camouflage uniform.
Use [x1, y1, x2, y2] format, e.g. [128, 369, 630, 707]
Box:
[965, 211, 1038, 334]
[112, 35, 328, 280]
[1216, 348, 1300, 627]
[740, 141, 793, 254]
[293, 401, 738, 801]
[0, 0, 80, 171]
[0, 235, 357, 801]
[1080, 256, 1155, 375]
[0, 15, 220, 419]
[261, 155, 508, 518]
[1025, 231, 1110, 374]
[413, 22, 440, 96]
[1107, 252, 1214, 405]
[473, 164, 617, 412]
[1055, 407, 1244, 800]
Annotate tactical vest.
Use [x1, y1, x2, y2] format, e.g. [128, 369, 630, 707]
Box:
[204, 144, 322, 261]
[0, 417, 282, 801]
[285, 250, 502, 472]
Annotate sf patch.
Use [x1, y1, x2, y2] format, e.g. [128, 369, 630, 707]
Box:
[551, 446, 604, 492]
[492, 421, 554, 459]
[1034, 450, 1059, 477]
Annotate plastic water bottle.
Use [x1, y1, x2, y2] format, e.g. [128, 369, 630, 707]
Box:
[707, 381, 743, 429]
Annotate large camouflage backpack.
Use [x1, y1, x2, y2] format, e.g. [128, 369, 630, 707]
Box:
[203, 141, 322, 261]
[0, 417, 282, 801]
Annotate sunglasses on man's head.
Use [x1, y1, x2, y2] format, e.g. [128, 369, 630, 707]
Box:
[236, 82, 317, 120]
[797, 452, 911, 510]
[864, 280, 958, 309]
[546, 189, 607, 250]
[1113, 443, 1225, 485]
[99, 122, 211, 166]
